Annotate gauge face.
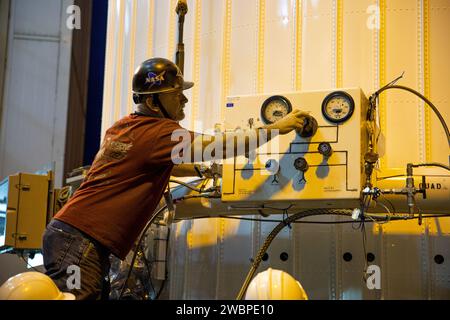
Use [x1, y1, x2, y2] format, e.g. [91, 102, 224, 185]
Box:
[261, 96, 292, 124]
[322, 91, 355, 123]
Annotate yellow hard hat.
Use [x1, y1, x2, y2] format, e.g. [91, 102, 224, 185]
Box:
[245, 268, 308, 300]
[0, 272, 75, 300]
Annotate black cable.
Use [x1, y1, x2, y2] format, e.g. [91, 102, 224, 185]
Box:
[175, 194, 220, 201]
[376, 174, 408, 180]
[388, 214, 450, 220]
[228, 204, 294, 212]
[140, 242, 156, 299]
[372, 85, 450, 147]
[361, 218, 369, 283]
[154, 227, 171, 300]
[175, 213, 450, 224]
[154, 280, 167, 300]
[353, 194, 368, 230]
[217, 215, 365, 224]
[118, 205, 168, 299]
[379, 194, 396, 214]
[411, 163, 450, 171]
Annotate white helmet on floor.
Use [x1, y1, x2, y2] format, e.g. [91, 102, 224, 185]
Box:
[245, 268, 308, 300]
[0, 271, 75, 300]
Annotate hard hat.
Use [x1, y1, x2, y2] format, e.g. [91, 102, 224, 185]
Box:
[0, 272, 75, 300]
[132, 57, 194, 98]
[245, 268, 308, 300]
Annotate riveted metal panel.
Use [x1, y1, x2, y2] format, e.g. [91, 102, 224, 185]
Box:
[229, 0, 258, 96]
[185, 218, 219, 299]
[340, 221, 382, 300]
[169, 220, 191, 299]
[429, 217, 450, 298]
[429, 1, 450, 165]
[293, 215, 336, 300]
[216, 218, 254, 299]
[380, 221, 425, 299]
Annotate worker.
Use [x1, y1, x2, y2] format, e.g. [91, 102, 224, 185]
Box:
[245, 268, 308, 300]
[42, 57, 311, 299]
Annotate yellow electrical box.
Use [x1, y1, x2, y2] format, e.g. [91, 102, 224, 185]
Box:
[0, 172, 52, 252]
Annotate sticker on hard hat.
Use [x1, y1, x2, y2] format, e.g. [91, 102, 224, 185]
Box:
[145, 71, 166, 87]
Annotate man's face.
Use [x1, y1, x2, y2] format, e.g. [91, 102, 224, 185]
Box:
[158, 89, 189, 121]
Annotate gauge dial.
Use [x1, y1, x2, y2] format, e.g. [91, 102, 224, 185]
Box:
[261, 96, 292, 124]
[321, 91, 355, 123]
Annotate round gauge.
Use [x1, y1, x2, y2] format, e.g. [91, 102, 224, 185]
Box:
[321, 91, 355, 123]
[261, 96, 292, 124]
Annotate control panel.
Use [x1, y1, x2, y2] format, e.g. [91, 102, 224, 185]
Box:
[220, 88, 369, 208]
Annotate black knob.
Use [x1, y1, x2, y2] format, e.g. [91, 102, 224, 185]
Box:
[297, 115, 318, 138]
[294, 157, 309, 172]
[318, 142, 333, 157]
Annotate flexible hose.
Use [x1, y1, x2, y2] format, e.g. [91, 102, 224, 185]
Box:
[411, 162, 450, 171]
[373, 85, 450, 147]
[236, 209, 354, 300]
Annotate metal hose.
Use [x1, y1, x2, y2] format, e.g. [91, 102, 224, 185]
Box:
[236, 208, 354, 300]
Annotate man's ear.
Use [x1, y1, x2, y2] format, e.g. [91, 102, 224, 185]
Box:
[145, 96, 158, 111]
[145, 96, 152, 107]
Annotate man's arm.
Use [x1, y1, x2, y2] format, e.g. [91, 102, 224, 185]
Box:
[187, 109, 310, 163]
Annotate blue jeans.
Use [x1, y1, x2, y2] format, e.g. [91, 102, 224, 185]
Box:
[42, 219, 111, 300]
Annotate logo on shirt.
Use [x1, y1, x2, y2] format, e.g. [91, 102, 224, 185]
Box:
[93, 137, 133, 167]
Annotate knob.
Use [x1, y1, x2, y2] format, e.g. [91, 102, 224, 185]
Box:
[318, 142, 333, 157]
[294, 157, 309, 172]
[265, 159, 280, 174]
[297, 115, 318, 138]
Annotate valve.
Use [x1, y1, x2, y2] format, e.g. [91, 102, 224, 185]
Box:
[294, 157, 309, 172]
[294, 157, 308, 184]
[318, 142, 333, 157]
[296, 115, 318, 138]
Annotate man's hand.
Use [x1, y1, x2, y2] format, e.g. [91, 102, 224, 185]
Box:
[265, 109, 310, 135]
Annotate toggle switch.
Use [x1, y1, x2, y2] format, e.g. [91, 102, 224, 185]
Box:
[265, 159, 280, 184]
[265, 159, 280, 174]
[318, 142, 333, 157]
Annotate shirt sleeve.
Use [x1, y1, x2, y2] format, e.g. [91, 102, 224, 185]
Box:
[147, 120, 195, 165]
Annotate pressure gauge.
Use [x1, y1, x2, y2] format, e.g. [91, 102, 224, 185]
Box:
[261, 96, 292, 125]
[321, 91, 355, 124]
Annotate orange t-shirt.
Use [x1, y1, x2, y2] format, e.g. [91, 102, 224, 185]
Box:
[55, 114, 192, 260]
